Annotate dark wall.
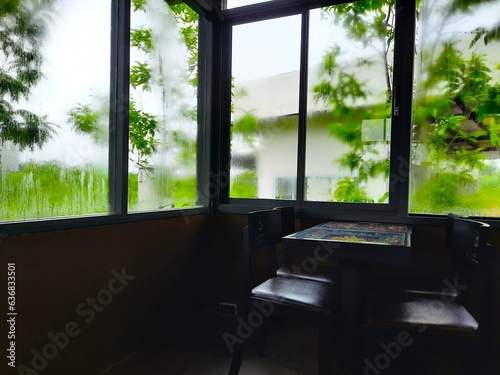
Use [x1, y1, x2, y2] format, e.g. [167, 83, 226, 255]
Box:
[0, 215, 207, 375]
[1, 213, 499, 374]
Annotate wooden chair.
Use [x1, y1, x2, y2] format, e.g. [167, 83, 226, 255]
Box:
[370, 213, 467, 301]
[363, 217, 495, 374]
[273, 206, 339, 285]
[227, 209, 338, 375]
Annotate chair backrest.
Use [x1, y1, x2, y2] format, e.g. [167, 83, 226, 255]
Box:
[450, 216, 489, 265]
[247, 209, 283, 250]
[273, 206, 295, 236]
[445, 213, 462, 248]
[243, 209, 283, 291]
[447, 216, 495, 334]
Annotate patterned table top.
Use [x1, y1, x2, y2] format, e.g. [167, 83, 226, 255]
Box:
[287, 221, 411, 246]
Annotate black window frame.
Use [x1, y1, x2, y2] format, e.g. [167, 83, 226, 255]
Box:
[215, 0, 417, 224]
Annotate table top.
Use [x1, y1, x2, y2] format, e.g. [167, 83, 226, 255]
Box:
[282, 221, 412, 263]
[285, 221, 411, 247]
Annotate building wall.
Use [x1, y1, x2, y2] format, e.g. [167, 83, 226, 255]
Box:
[256, 126, 389, 201]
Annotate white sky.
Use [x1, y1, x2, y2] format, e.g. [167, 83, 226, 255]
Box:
[19, 0, 111, 166]
[231, 8, 390, 84]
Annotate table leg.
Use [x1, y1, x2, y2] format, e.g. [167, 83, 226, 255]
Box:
[340, 261, 368, 370]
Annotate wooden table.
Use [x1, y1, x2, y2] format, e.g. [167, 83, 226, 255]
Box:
[282, 221, 412, 369]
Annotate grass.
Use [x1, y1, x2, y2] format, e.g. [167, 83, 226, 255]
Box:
[410, 171, 500, 216]
[0, 163, 139, 221]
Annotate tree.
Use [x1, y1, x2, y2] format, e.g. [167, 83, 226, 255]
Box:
[316, 0, 500, 209]
[314, 1, 395, 202]
[67, 0, 199, 208]
[0, 0, 57, 153]
[68, 0, 199, 170]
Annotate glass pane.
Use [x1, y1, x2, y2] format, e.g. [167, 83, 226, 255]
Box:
[0, 0, 110, 221]
[225, 0, 274, 10]
[410, 0, 500, 216]
[305, 6, 393, 203]
[128, 0, 199, 212]
[230, 16, 301, 199]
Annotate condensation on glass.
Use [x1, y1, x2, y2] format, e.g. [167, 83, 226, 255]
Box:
[410, 0, 500, 216]
[128, 0, 199, 212]
[0, 0, 111, 221]
[229, 15, 300, 199]
[305, 7, 393, 203]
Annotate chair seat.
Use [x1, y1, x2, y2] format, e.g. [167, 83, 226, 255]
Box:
[252, 277, 336, 313]
[276, 264, 338, 285]
[367, 297, 479, 333]
[370, 275, 459, 300]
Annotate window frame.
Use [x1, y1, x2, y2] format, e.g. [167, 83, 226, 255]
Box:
[0, 0, 212, 235]
[217, 0, 416, 223]
[3, 0, 498, 234]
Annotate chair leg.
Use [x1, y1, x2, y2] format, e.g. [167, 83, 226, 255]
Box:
[228, 342, 245, 375]
[319, 324, 333, 375]
[255, 319, 271, 354]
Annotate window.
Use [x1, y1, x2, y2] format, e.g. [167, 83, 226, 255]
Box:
[129, 0, 199, 212]
[410, 0, 500, 216]
[230, 15, 301, 199]
[224, 0, 500, 219]
[0, 0, 111, 221]
[305, 6, 393, 203]
[228, 2, 397, 206]
[0, 0, 205, 228]
[274, 177, 296, 199]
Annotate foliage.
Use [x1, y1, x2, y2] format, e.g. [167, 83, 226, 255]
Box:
[0, 0, 201, 221]
[0, 0, 57, 150]
[172, 130, 197, 168]
[322, 0, 396, 99]
[0, 0, 21, 17]
[66, 102, 109, 143]
[151, 170, 196, 207]
[67, 104, 99, 135]
[319, 0, 500, 210]
[409, 0, 500, 214]
[129, 100, 159, 166]
[171, 3, 199, 87]
[170, 176, 196, 207]
[413, 172, 474, 210]
[333, 177, 374, 203]
[128, 0, 199, 170]
[232, 112, 259, 143]
[410, 169, 500, 216]
[414, 44, 499, 166]
[312, 1, 398, 203]
[231, 170, 258, 198]
[0, 163, 138, 220]
[125, 0, 199, 207]
[130, 61, 152, 91]
[131, 28, 153, 53]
